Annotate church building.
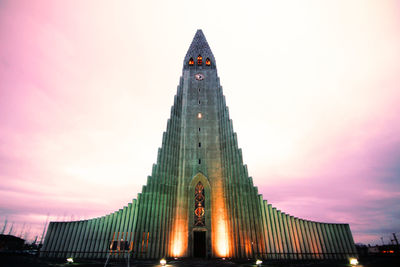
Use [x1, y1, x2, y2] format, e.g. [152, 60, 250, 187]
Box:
[41, 30, 357, 260]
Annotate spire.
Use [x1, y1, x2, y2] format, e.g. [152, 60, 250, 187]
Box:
[184, 29, 216, 69]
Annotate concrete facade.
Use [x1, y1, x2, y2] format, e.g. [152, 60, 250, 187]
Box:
[40, 30, 357, 260]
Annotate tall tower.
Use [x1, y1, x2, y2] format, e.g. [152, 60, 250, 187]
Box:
[41, 30, 357, 260]
[134, 29, 236, 258]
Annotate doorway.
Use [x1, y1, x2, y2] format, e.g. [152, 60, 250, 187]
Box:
[193, 231, 206, 257]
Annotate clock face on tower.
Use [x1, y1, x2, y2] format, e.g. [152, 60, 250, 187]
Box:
[195, 73, 205, 81]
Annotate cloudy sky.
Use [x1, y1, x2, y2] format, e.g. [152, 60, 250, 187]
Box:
[1, 0, 400, 245]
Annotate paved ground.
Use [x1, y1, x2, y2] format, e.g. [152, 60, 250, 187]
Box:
[1, 254, 400, 267]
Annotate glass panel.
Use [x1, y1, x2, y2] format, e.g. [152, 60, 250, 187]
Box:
[194, 182, 205, 226]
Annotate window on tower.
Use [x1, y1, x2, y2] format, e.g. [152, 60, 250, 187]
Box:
[197, 55, 202, 65]
[189, 58, 194, 66]
[194, 182, 205, 226]
[206, 58, 211, 66]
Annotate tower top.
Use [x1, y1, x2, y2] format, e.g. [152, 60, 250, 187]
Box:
[184, 29, 216, 69]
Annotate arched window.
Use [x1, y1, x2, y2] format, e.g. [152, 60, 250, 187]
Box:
[194, 182, 205, 226]
[189, 58, 194, 66]
[206, 58, 211, 66]
[197, 55, 202, 65]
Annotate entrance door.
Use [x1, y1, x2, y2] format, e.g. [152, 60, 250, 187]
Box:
[193, 231, 206, 257]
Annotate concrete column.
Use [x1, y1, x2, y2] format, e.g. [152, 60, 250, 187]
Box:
[93, 216, 106, 258]
[289, 216, 301, 259]
[326, 224, 339, 259]
[65, 221, 79, 258]
[71, 221, 85, 258]
[344, 224, 357, 256]
[48, 222, 60, 257]
[43, 222, 57, 257]
[75, 220, 88, 258]
[272, 208, 283, 259]
[299, 220, 311, 259]
[40, 222, 54, 257]
[259, 197, 269, 259]
[61, 222, 75, 258]
[321, 223, 334, 259]
[113, 210, 123, 259]
[335, 224, 349, 259]
[332, 224, 345, 259]
[316, 223, 325, 258]
[268, 205, 278, 259]
[302, 221, 313, 258]
[82, 219, 95, 259]
[103, 213, 116, 258]
[338, 224, 351, 257]
[284, 214, 296, 259]
[135, 186, 148, 258]
[117, 207, 128, 259]
[151, 168, 162, 258]
[277, 211, 288, 259]
[310, 222, 323, 259]
[294, 218, 305, 259]
[263, 201, 274, 259]
[55, 223, 69, 258]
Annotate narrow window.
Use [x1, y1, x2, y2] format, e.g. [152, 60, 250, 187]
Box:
[197, 112, 202, 119]
[189, 57, 194, 66]
[197, 55, 202, 65]
[206, 58, 211, 66]
[198, 88, 200, 92]
[198, 159, 201, 164]
[194, 182, 205, 226]
[198, 128, 201, 132]
[198, 100, 201, 105]
[199, 142, 201, 148]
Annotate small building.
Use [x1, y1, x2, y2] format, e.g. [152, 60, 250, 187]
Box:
[0, 234, 25, 251]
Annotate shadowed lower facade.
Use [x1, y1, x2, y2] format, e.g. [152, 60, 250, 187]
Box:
[41, 30, 357, 260]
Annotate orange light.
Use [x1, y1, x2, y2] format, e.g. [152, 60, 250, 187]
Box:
[197, 55, 202, 65]
[216, 218, 229, 257]
[189, 58, 194, 66]
[212, 179, 230, 257]
[171, 228, 184, 257]
[206, 58, 211, 66]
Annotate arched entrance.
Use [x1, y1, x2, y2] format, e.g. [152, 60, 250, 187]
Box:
[188, 172, 211, 258]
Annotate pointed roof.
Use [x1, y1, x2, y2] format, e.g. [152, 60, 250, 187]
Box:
[184, 30, 215, 67]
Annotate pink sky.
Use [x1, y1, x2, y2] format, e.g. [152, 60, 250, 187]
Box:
[1, 0, 400, 245]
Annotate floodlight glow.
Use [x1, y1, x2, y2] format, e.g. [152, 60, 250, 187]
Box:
[256, 259, 263, 265]
[160, 259, 167, 266]
[66, 257, 74, 263]
[349, 258, 358, 265]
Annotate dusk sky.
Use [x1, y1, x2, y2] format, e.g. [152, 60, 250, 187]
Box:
[1, 0, 400, 245]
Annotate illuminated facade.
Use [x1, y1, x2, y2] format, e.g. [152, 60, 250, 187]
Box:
[41, 30, 357, 260]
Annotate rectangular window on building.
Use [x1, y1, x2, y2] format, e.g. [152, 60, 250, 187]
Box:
[198, 159, 201, 164]
[199, 142, 201, 147]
